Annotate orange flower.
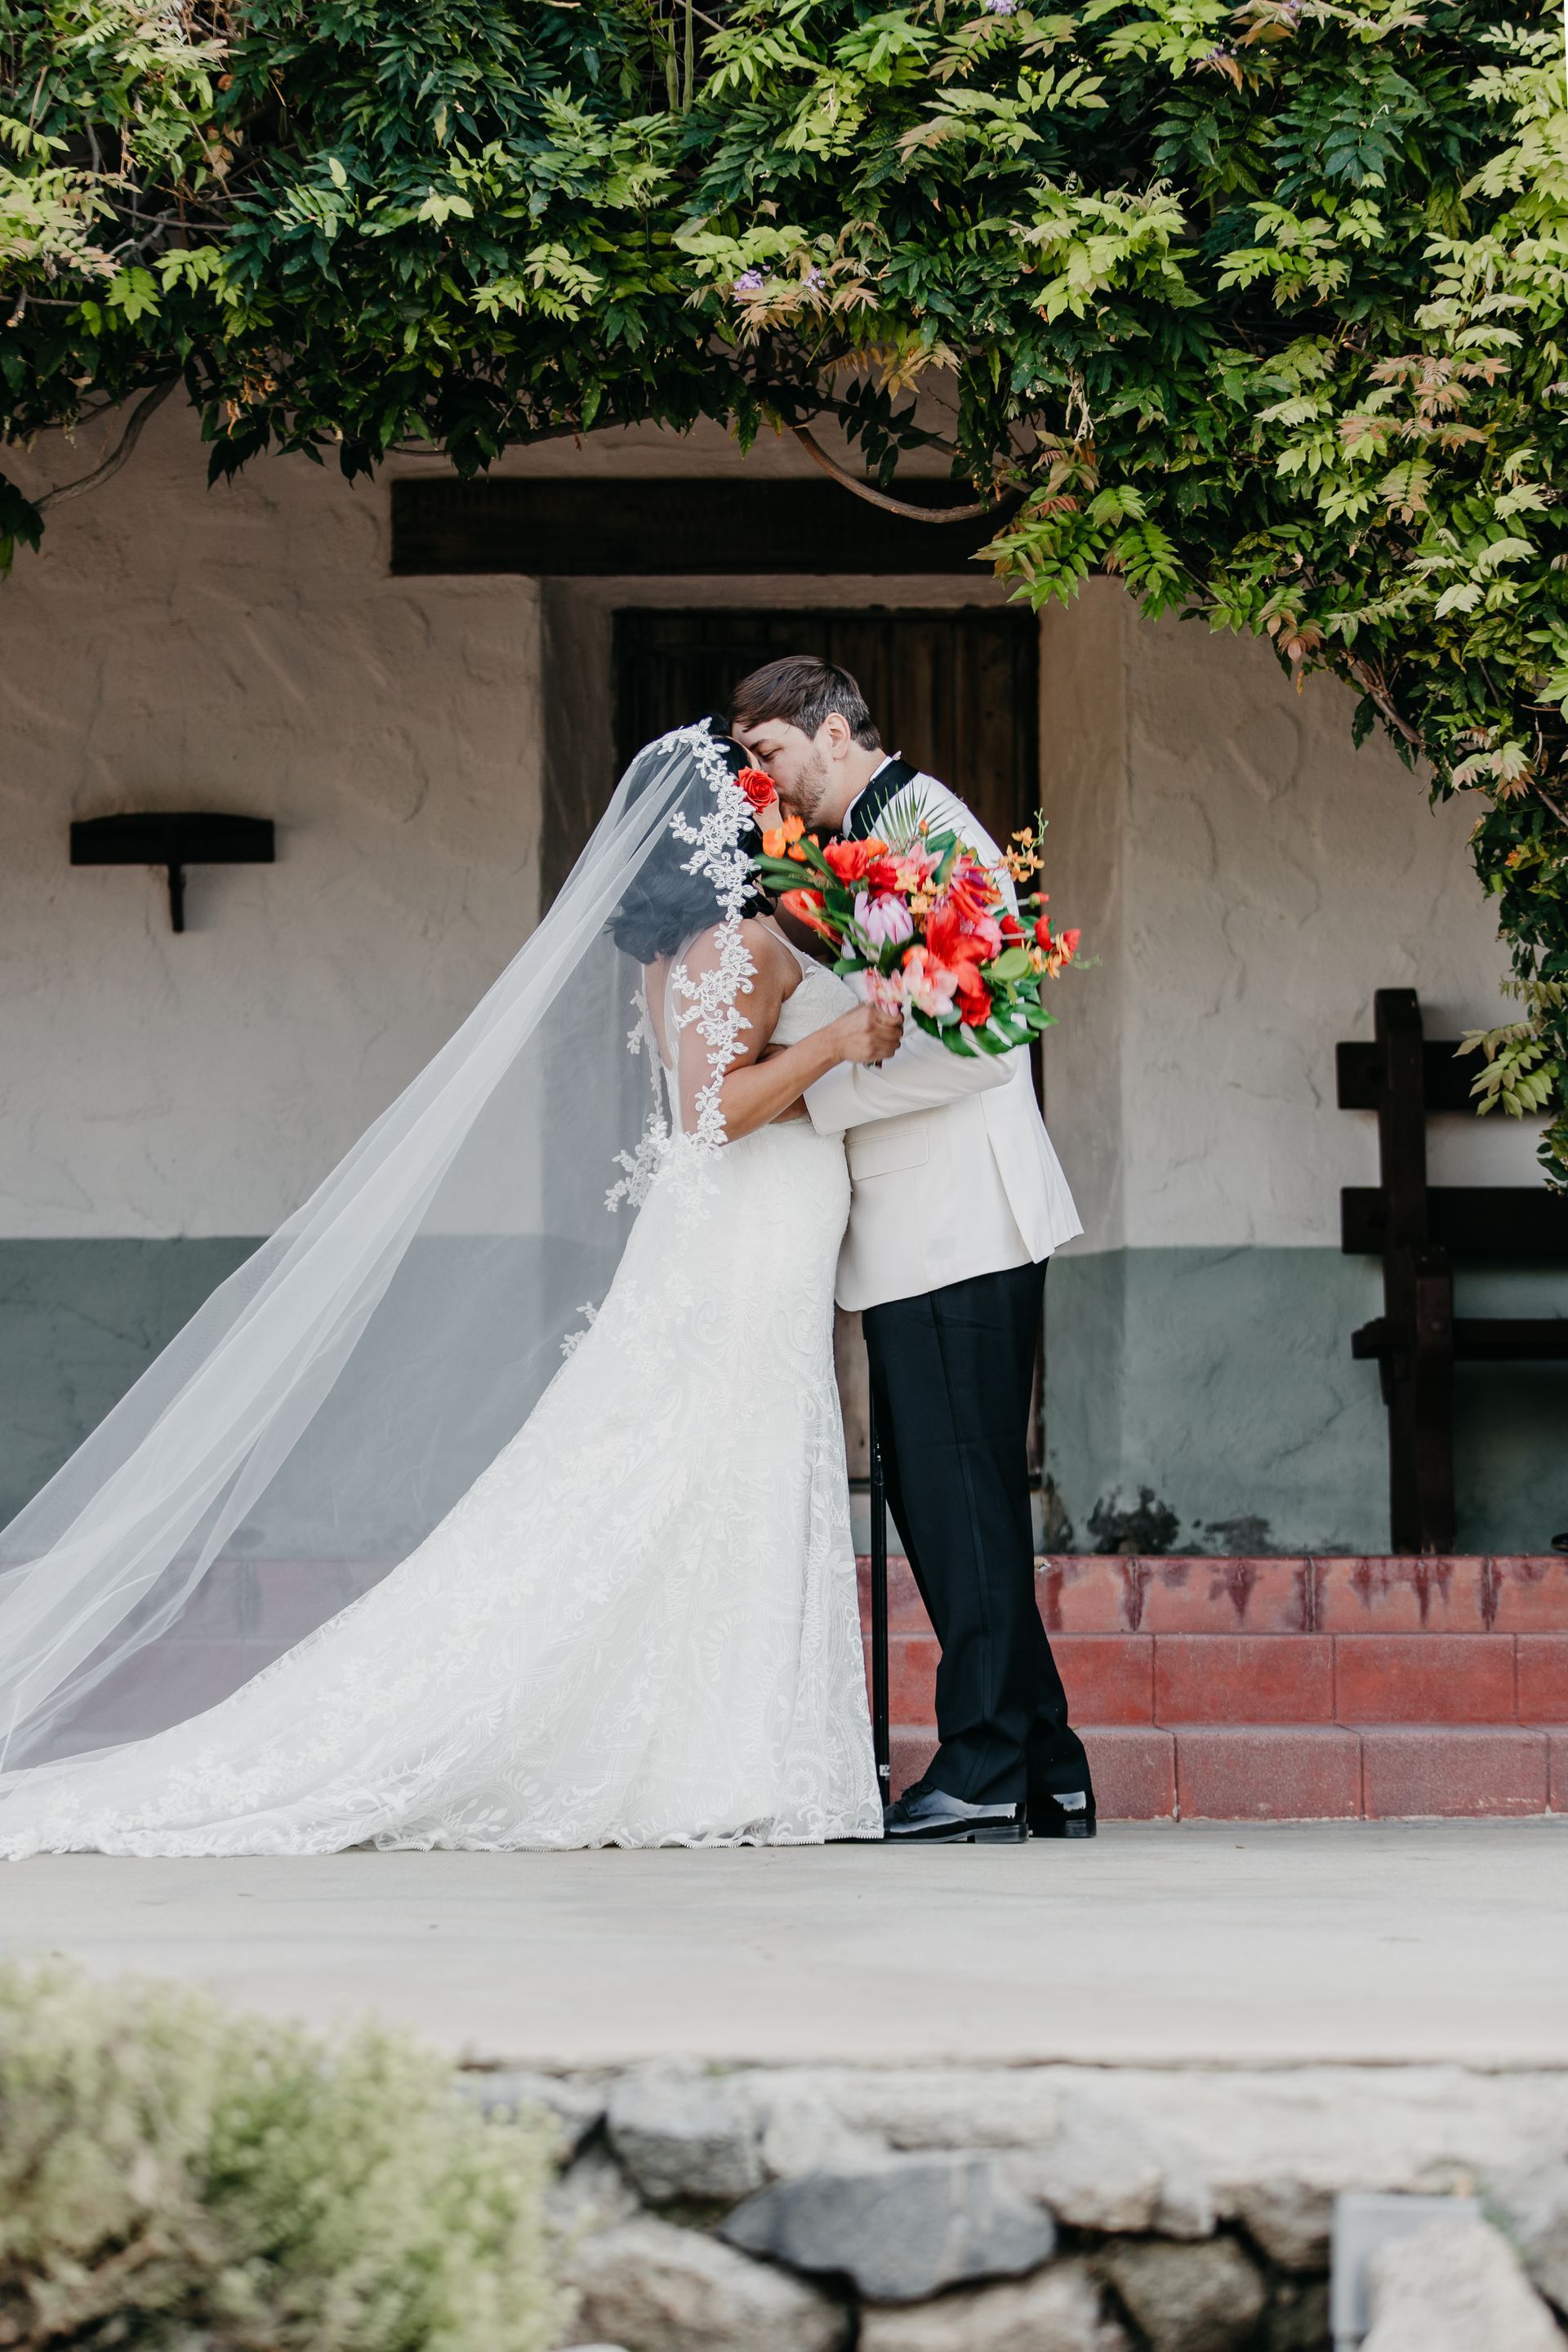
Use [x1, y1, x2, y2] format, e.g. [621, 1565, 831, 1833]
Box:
[762, 813, 806, 858]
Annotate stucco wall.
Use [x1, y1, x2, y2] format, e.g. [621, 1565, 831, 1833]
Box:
[2, 409, 543, 1241]
[1037, 582, 1566, 1553]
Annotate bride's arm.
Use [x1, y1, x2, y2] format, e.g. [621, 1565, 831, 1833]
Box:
[674, 922, 903, 1143]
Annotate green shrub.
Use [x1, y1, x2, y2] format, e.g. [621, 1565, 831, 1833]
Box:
[0, 1962, 569, 2352]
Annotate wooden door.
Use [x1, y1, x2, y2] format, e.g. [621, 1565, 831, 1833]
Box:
[614, 608, 1038, 856]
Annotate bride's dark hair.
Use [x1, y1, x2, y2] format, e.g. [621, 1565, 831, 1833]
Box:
[609, 719, 769, 963]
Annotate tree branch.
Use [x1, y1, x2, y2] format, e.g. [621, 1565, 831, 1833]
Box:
[38, 379, 179, 511]
[1535, 780, 1568, 831]
[1347, 654, 1423, 751]
[790, 425, 994, 522]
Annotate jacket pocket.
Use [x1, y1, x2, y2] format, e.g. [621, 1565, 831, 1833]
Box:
[848, 1121, 931, 1180]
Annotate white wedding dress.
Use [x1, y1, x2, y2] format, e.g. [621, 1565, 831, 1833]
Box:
[0, 942, 882, 1857]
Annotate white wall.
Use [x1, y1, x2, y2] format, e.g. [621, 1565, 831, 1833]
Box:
[2, 406, 542, 1239]
[1040, 580, 1538, 1258]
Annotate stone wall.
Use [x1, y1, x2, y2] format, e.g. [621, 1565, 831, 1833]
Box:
[462, 2056, 1568, 2350]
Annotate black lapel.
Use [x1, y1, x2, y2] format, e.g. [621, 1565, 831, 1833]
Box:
[845, 757, 920, 840]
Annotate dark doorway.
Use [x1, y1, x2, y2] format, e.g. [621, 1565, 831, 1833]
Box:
[616, 608, 1038, 850]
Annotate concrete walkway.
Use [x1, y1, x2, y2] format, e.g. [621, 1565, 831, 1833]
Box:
[4, 1820, 1565, 2069]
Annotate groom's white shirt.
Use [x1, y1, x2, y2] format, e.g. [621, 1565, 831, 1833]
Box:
[802, 763, 1083, 1312]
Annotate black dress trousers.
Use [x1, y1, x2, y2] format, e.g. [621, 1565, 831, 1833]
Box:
[863, 1258, 1092, 1808]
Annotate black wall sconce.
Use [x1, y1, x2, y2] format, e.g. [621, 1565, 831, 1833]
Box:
[69, 812, 275, 933]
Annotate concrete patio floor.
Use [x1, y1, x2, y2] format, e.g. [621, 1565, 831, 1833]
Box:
[4, 1820, 1565, 2069]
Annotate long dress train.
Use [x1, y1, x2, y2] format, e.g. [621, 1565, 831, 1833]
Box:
[0, 951, 881, 1855]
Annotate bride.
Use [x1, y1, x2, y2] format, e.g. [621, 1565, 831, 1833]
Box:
[0, 724, 902, 1856]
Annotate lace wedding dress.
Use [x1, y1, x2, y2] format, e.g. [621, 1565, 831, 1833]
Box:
[0, 942, 882, 1857]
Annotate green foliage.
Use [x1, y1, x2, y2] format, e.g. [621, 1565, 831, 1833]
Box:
[2, 0, 1566, 1176]
[0, 1960, 568, 2351]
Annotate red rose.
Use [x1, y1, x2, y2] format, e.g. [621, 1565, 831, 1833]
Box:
[1000, 911, 1023, 942]
[737, 766, 778, 812]
[1033, 915, 1054, 949]
[1058, 927, 1080, 960]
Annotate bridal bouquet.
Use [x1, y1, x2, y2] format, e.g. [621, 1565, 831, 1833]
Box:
[745, 778, 1080, 1059]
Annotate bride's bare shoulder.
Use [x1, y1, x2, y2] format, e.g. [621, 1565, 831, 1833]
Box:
[679, 915, 797, 989]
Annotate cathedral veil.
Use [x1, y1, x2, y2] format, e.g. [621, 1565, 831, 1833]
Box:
[0, 723, 762, 1776]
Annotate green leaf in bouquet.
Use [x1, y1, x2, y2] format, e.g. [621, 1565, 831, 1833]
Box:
[983, 947, 1035, 985]
[911, 1006, 977, 1055]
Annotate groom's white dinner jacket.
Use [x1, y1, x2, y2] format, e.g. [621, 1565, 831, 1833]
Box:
[802, 764, 1082, 1313]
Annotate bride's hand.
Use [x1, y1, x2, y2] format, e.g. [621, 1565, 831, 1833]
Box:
[831, 1003, 904, 1067]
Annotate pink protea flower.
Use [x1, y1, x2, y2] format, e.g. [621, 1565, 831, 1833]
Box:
[855, 889, 915, 948]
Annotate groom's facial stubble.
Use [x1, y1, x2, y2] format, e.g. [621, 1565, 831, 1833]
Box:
[733, 719, 851, 831]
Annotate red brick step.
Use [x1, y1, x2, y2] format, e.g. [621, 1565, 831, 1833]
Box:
[860, 1556, 1568, 1822]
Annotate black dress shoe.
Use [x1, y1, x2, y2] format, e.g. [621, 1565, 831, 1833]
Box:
[1028, 1788, 1097, 1839]
[882, 1787, 1028, 1843]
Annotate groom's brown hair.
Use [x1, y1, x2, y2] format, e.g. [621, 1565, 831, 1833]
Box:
[728, 656, 882, 751]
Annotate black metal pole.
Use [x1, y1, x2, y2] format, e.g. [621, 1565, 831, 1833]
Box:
[869, 1387, 890, 1802]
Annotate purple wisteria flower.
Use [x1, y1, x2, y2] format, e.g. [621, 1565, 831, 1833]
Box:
[732, 269, 765, 299]
[802, 265, 826, 290]
[983, 0, 1018, 16]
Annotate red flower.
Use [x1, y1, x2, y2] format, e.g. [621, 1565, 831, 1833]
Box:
[1000, 911, 1024, 943]
[737, 766, 778, 812]
[947, 856, 1000, 922]
[1033, 915, 1054, 949]
[780, 887, 840, 942]
[1058, 927, 1080, 961]
[928, 899, 994, 969]
[822, 839, 875, 884]
[953, 961, 992, 1027]
[925, 899, 964, 963]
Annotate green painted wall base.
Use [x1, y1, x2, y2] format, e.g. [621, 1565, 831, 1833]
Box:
[2, 1238, 1564, 1555]
[0, 1239, 258, 1526]
[1045, 1246, 1568, 1556]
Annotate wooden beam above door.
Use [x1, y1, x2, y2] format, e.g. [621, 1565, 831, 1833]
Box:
[390, 478, 1011, 577]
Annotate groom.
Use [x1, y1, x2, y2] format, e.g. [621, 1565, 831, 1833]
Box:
[731, 657, 1097, 1843]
